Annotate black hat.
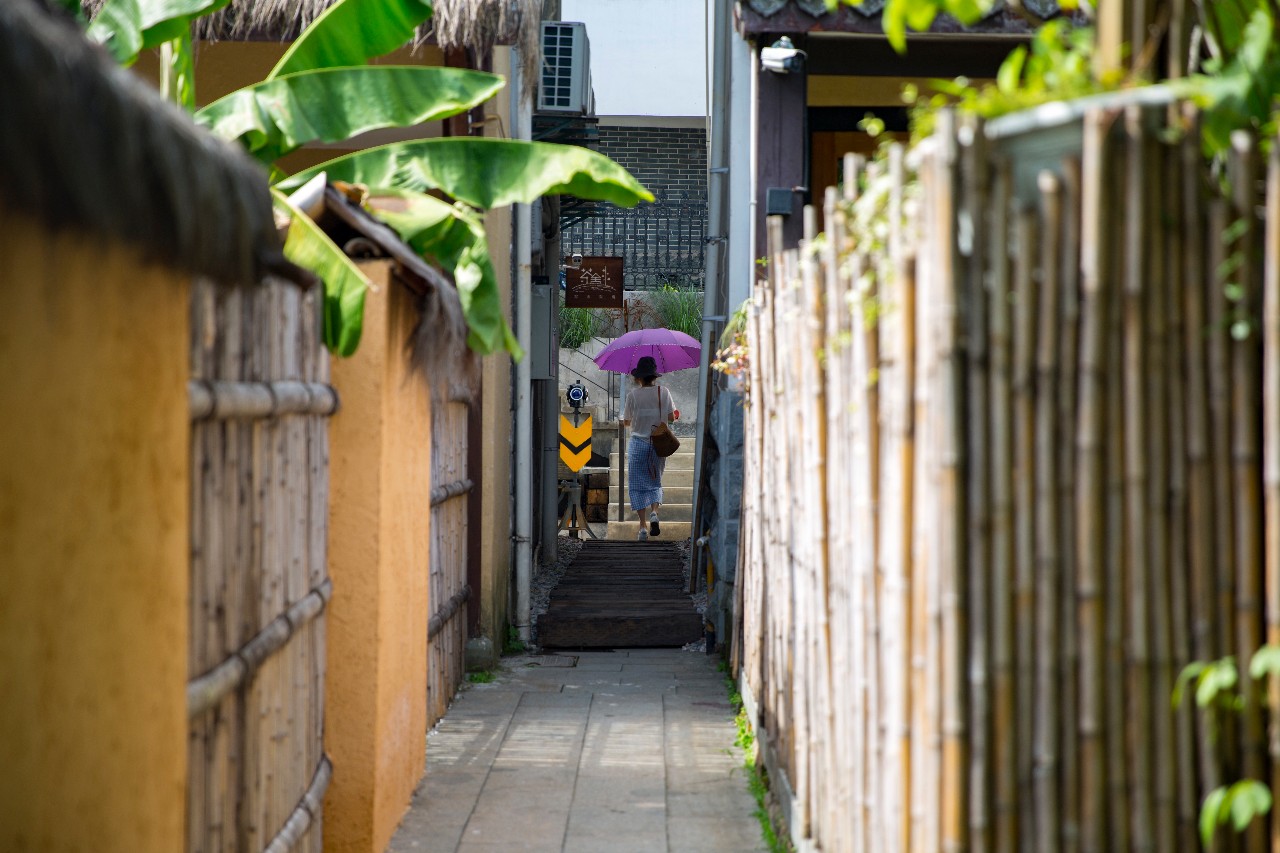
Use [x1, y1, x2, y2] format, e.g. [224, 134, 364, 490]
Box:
[630, 356, 659, 380]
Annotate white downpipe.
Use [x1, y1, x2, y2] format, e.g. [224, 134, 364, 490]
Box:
[513, 52, 533, 644]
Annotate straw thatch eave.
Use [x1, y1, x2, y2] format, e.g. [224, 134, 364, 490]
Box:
[79, 0, 543, 97]
[2, 0, 301, 288]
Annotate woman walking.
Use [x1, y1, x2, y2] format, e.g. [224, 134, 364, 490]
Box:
[620, 356, 678, 541]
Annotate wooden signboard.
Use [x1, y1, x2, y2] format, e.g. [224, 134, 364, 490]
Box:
[564, 256, 624, 308]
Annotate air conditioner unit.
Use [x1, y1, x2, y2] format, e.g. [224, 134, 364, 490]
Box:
[539, 21, 593, 114]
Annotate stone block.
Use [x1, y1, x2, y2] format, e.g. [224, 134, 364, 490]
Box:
[466, 637, 497, 671]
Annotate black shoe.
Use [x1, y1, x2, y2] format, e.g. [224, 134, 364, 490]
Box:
[649, 512, 660, 536]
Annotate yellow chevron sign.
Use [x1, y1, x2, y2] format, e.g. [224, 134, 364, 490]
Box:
[559, 415, 592, 472]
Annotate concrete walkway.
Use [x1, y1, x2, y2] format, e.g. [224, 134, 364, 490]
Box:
[387, 649, 766, 853]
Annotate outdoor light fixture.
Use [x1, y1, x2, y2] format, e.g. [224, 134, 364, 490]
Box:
[761, 36, 805, 74]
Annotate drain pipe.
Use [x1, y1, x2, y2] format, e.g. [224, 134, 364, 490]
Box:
[512, 52, 534, 644]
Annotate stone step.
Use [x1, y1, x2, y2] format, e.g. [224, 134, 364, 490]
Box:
[609, 452, 696, 470]
[609, 485, 693, 504]
[601, 465, 694, 488]
[593, 504, 693, 522]
[606, 520, 692, 541]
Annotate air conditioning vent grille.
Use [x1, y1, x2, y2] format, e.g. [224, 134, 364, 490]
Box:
[539, 22, 591, 114]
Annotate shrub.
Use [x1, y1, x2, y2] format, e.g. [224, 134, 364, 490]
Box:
[559, 302, 603, 350]
[651, 281, 703, 338]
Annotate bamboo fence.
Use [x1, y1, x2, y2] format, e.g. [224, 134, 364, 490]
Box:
[188, 277, 334, 853]
[734, 97, 1280, 852]
[428, 389, 472, 728]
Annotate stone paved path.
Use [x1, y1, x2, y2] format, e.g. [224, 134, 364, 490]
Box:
[387, 649, 766, 853]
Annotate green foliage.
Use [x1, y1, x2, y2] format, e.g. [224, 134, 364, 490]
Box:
[503, 625, 526, 656]
[828, 0, 1077, 53]
[1175, 0, 1280, 160]
[86, 0, 651, 359]
[267, 0, 434, 79]
[86, 0, 228, 65]
[908, 21, 1120, 142]
[712, 298, 751, 384]
[1173, 656, 1241, 711]
[650, 282, 703, 338]
[1200, 781, 1273, 849]
[276, 138, 653, 211]
[558, 303, 603, 351]
[272, 188, 369, 357]
[195, 67, 504, 164]
[1175, 645, 1280, 848]
[466, 670, 496, 684]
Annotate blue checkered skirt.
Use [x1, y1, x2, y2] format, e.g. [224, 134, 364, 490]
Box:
[627, 434, 665, 511]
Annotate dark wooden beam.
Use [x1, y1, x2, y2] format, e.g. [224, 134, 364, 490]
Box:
[756, 54, 808, 260]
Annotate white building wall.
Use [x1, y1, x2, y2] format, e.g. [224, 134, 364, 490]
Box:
[560, 0, 708, 117]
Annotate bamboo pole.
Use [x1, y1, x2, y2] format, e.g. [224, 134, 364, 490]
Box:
[877, 143, 913, 853]
[1122, 106, 1155, 853]
[1056, 155, 1083, 853]
[1080, 109, 1111, 850]
[1181, 115, 1218, 806]
[1146, 131, 1179, 853]
[987, 158, 1017, 853]
[933, 112, 968, 853]
[1034, 170, 1063, 853]
[1104, 117, 1131, 853]
[960, 117, 992, 853]
[912, 142, 939, 853]
[1012, 205, 1038, 853]
[1229, 132, 1267, 853]
[1164, 124, 1199, 851]
[1263, 129, 1280, 853]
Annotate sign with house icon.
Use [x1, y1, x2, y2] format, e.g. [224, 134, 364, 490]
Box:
[565, 256, 624, 308]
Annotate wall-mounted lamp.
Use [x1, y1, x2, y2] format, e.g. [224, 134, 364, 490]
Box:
[760, 36, 806, 74]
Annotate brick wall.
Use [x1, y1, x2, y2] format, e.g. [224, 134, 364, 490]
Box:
[562, 125, 708, 290]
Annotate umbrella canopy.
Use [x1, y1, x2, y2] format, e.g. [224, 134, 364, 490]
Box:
[592, 327, 702, 374]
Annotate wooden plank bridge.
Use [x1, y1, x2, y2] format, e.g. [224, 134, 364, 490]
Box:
[537, 540, 703, 648]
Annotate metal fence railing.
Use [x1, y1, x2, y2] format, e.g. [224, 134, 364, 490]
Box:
[561, 199, 707, 291]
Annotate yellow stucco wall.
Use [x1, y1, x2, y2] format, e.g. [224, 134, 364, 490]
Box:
[0, 209, 190, 852]
[325, 261, 432, 853]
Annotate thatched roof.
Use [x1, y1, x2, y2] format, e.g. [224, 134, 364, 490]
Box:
[80, 0, 543, 98]
[0, 0, 299, 286]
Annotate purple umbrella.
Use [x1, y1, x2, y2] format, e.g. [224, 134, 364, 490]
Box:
[592, 327, 702, 374]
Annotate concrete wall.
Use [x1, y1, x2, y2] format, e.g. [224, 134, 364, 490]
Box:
[0, 211, 190, 851]
[325, 261, 432, 853]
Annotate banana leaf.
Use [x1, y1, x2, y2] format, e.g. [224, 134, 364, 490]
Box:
[197, 66, 504, 165]
[276, 138, 655, 210]
[269, 0, 434, 79]
[271, 189, 369, 356]
[365, 189, 518, 355]
[87, 0, 229, 65]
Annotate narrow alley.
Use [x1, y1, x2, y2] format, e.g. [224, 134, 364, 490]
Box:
[388, 649, 763, 853]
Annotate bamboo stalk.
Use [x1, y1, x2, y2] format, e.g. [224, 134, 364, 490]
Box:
[1122, 106, 1155, 853]
[1182, 106, 1223, 807]
[1056, 155, 1083, 853]
[1164, 124, 1199, 851]
[1080, 109, 1121, 850]
[987, 158, 1017, 853]
[960, 116, 993, 853]
[1012, 205, 1038, 853]
[1142, 128, 1177, 853]
[1034, 170, 1063, 853]
[1263, 128, 1280, 853]
[1229, 132, 1266, 853]
[1103, 119, 1131, 853]
[932, 111, 968, 853]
